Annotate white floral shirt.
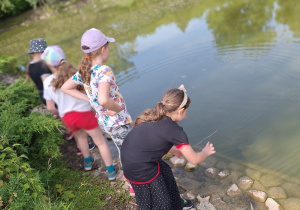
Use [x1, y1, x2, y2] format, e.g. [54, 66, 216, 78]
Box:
[72, 64, 132, 127]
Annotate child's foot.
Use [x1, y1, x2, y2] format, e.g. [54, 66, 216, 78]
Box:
[65, 132, 74, 141]
[107, 165, 119, 181]
[76, 148, 82, 156]
[84, 157, 94, 171]
[182, 198, 193, 210]
[129, 186, 135, 197]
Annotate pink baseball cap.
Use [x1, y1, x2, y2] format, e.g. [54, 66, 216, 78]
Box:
[81, 28, 115, 53]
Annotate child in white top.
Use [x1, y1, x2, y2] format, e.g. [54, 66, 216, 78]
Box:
[42, 46, 117, 179]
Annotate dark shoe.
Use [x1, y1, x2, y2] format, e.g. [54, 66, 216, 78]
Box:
[76, 148, 82, 156]
[87, 136, 96, 151]
[182, 198, 193, 210]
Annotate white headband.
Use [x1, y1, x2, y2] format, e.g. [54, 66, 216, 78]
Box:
[178, 84, 188, 108]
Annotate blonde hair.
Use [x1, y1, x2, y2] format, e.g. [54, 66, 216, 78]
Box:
[79, 42, 109, 84]
[51, 61, 83, 92]
[135, 88, 191, 125]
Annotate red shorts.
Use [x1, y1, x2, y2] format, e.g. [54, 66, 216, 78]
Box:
[62, 110, 98, 132]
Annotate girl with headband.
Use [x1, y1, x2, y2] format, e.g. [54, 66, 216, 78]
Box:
[120, 85, 216, 210]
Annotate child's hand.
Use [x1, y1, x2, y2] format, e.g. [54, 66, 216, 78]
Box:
[102, 110, 117, 116]
[201, 142, 216, 158]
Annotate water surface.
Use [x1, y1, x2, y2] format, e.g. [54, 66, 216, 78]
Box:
[1, 0, 300, 183]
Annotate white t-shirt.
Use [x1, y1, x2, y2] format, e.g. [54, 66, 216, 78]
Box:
[43, 74, 92, 118]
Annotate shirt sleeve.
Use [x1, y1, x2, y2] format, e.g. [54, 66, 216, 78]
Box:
[39, 65, 52, 79]
[97, 66, 114, 85]
[72, 72, 83, 85]
[43, 78, 52, 100]
[169, 127, 189, 147]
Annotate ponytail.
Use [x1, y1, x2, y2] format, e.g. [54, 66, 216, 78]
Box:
[134, 88, 191, 125]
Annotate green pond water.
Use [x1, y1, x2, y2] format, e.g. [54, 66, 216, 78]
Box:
[1, 0, 300, 185]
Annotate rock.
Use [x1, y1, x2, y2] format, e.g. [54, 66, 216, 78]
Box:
[228, 162, 245, 171]
[226, 184, 242, 197]
[185, 162, 198, 172]
[205, 168, 217, 178]
[162, 153, 173, 160]
[217, 170, 230, 179]
[245, 168, 261, 180]
[252, 180, 266, 191]
[265, 198, 282, 210]
[267, 187, 287, 199]
[185, 191, 196, 200]
[226, 171, 243, 183]
[177, 177, 203, 191]
[199, 156, 217, 168]
[247, 190, 268, 202]
[260, 175, 284, 187]
[169, 156, 186, 167]
[238, 176, 253, 190]
[210, 194, 228, 209]
[215, 161, 228, 169]
[196, 195, 216, 210]
[278, 198, 300, 210]
[281, 182, 300, 197]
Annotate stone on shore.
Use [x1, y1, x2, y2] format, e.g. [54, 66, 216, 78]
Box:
[226, 184, 242, 197]
[169, 156, 186, 167]
[265, 198, 282, 210]
[162, 153, 173, 160]
[247, 190, 267, 202]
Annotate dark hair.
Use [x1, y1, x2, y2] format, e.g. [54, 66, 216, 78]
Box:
[134, 88, 191, 125]
[79, 42, 109, 84]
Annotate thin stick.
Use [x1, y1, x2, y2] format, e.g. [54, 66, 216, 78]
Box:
[192, 130, 217, 147]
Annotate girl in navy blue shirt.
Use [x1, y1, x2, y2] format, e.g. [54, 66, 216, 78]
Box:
[121, 85, 216, 210]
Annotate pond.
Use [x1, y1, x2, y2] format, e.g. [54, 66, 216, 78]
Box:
[1, 0, 300, 203]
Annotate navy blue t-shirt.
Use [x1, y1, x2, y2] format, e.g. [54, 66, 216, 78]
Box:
[121, 116, 189, 183]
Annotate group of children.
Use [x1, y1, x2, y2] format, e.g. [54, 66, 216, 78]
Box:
[26, 28, 216, 210]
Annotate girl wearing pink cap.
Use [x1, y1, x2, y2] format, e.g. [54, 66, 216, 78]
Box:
[62, 28, 134, 185]
[42, 46, 116, 180]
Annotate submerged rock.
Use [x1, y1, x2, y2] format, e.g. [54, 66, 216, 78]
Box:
[278, 198, 300, 210]
[281, 182, 300, 198]
[169, 156, 186, 167]
[260, 175, 284, 187]
[199, 156, 217, 168]
[245, 168, 261, 180]
[196, 195, 216, 210]
[252, 180, 266, 191]
[247, 190, 267, 202]
[267, 187, 287, 199]
[238, 176, 253, 190]
[217, 170, 230, 179]
[185, 162, 198, 172]
[226, 184, 242, 197]
[205, 168, 217, 178]
[265, 198, 282, 210]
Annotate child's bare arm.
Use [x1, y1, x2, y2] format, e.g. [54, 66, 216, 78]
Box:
[98, 81, 122, 114]
[46, 100, 59, 117]
[61, 77, 89, 102]
[169, 146, 183, 158]
[179, 142, 215, 165]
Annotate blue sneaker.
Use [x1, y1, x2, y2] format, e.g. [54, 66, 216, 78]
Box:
[108, 165, 119, 180]
[84, 157, 94, 171]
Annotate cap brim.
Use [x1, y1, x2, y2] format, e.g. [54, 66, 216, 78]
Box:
[107, 37, 115, 43]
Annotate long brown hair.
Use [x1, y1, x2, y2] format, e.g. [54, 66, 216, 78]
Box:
[79, 42, 109, 84]
[135, 88, 191, 125]
[51, 61, 82, 92]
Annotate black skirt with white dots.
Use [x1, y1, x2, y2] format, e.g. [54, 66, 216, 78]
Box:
[130, 160, 183, 210]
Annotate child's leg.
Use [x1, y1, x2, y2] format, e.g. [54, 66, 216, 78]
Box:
[85, 127, 112, 167]
[159, 160, 182, 209]
[73, 129, 89, 158]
